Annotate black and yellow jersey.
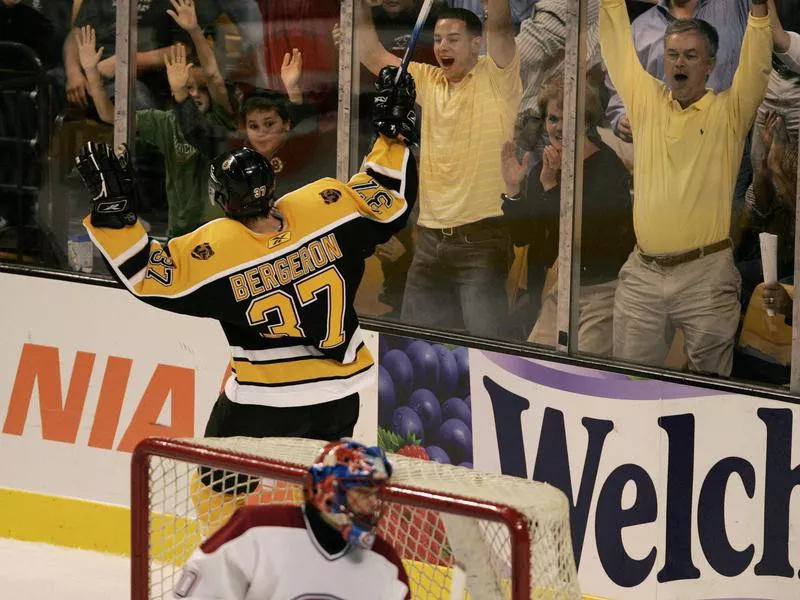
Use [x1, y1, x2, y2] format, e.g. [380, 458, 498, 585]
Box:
[84, 135, 417, 407]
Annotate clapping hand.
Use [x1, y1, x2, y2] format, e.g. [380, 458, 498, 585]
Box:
[500, 141, 531, 196]
[540, 145, 562, 191]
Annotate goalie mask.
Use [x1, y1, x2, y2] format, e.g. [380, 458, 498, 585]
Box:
[208, 147, 276, 221]
[304, 440, 393, 550]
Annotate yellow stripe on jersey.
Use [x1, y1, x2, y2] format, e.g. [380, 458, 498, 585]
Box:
[232, 343, 373, 387]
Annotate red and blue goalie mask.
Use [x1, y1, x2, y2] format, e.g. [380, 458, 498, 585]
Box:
[303, 440, 393, 549]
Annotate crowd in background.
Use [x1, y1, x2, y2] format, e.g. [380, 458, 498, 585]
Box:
[0, 0, 799, 386]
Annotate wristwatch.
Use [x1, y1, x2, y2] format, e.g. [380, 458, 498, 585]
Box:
[501, 192, 522, 202]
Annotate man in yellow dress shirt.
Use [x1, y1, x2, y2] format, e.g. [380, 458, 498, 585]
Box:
[358, 0, 522, 337]
[600, 0, 772, 375]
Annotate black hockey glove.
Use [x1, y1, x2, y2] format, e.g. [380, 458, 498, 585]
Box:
[373, 66, 417, 145]
[75, 141, 138, 228]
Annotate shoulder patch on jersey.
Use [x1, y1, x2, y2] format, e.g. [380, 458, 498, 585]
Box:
[191, 242, 214, 260]
[268, 230, 292, 248]
[319, 188, 341, 204]
[270, 156, 284, 174]
[174, 568, 200, 597]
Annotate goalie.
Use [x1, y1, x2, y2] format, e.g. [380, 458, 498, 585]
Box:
[172, 440, 411, 600]
[74, 66, 418, 531]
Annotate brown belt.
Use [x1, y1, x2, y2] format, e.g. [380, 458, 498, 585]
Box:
[639, 238, 732, 267]
[424, 217, 507, 237]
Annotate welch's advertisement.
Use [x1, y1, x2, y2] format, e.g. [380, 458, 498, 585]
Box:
[376, 334, 800, 600]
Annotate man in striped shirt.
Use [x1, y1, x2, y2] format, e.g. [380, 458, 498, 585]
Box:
[358, 0, 522, 337]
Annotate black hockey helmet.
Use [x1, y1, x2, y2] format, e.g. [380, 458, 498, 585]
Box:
[208, 147, 276, 220]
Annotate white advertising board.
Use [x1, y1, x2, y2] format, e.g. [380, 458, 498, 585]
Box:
[469, 349, 800, 600]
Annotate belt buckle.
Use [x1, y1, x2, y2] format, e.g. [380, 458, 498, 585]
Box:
[441, 227, 454, 236]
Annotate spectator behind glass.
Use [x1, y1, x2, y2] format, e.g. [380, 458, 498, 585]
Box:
[732, 110, 797, 384]
[501, 72, 635, 354]
[738, 109, 798, 304]
[332, 0, 442, 318]
[604, 0, 752, 226]
[65, 0, 174, 110]
[166, 0, 267, 87]
[257, 0, 340, 117]
[515, 0, 601, 126]
[735, 1, 800, 316]
[237, 87, 326, 199]
[77, 23, 224, 237]
[334, 0, 441, 154]
[65, 0, 260, 111]
[600, 0, 772, 376]
[358, 1, 522, 338]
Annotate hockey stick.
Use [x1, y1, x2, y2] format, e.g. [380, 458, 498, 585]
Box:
[394, 0, 437, 84]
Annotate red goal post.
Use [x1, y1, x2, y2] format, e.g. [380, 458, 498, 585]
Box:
[131, 436, 581, 600]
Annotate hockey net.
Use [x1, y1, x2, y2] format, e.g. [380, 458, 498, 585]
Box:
[132, 437, 581, 600]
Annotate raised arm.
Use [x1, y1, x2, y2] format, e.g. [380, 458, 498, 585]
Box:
[64, 28, 90, 107]
[487, 0, 516, 68]
[281, 48, 305, 105]
[167, 0, 234, 115]
[75, 142, 215, 318]
[726, 0, 772, 136]
[356, 0, 401, 76]
[599, 0, 657, 127]
[347, 67, 418, 249]
[75, 26, 115, 123]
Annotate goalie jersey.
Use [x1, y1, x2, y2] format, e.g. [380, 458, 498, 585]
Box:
[84, 136, 417, 407]
[173, 505, 410, 600]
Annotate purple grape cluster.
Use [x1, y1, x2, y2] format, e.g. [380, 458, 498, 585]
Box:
[378, 335, 472, 466]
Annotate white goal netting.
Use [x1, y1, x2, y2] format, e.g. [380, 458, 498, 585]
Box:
[132, 436, 581, 600]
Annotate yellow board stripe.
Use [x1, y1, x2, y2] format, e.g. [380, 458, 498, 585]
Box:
[0, 488, 606, 600]
[0, 488, 130, 555]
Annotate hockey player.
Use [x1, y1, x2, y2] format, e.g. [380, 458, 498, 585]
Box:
[74, 66, 417, 526]
[171, 439, 410, 600]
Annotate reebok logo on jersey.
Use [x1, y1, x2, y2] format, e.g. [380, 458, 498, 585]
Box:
[268, 231, 292, 248]
[191, 243, 214, 260]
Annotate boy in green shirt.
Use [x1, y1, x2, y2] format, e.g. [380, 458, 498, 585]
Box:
[77, 23, 227, 237]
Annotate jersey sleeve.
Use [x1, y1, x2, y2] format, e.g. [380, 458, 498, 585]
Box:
[344, 134, 418, 249]
[83, 216, 216, 319]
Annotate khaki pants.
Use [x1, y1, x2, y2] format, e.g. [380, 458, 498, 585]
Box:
[529, 279, 618, 356]
[613, 248, 741, 376]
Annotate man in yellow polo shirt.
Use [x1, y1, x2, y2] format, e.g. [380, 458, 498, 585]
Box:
[358, 0, 522, 337]
[600, 0, 771, 375]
